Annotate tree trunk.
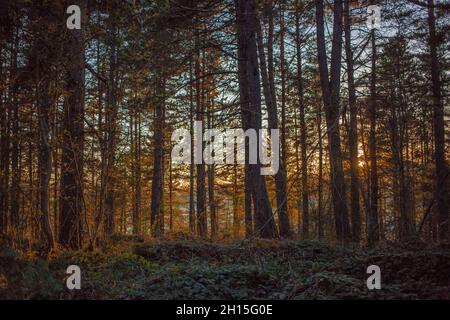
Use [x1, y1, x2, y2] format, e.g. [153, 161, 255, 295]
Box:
[195, 33, 207, 238]
[295, 3, 309, 239]
[207, 98, 217, 239]
[9, 31, 20, 240]
[34, 2, 56, 250]
[367, 27, 379, 246]
[104, 11, 119, 239]
[188, 59, 195, 235]
[315, 0, 350, 242]
[317, 98, 324, 240]
[150, 77, 165, 237]
[427, 0, 449, 242]
[37, 69, 54, 251]
[278, 3, 291, 238]
[343, 0, 361, 243]
[59, 0, 86, 249]
[131, 106, 141, 235]
[0, 33, 11, 236]
[242, 166, 252, 238]
[255, 6, 290, 238]
[235, 0, 277, 239]
[169, 138, 173, 232]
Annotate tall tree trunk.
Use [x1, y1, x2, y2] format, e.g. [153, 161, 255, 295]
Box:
[207, 98, 217, 239]
[278, 2, 291, 238]
[104, 11, 118, 239]
[52, 104, 59, 240]
[235, 0, 277, 239]
[59, 0, 86, 249]
[34, 2, 56, 250]
[188, 60, 195, 235]
[0, 33, 11, 236]
[131, 106, 141, 235]
[244, 167, 253, 238]
[427, 0, 449, 242]
[94, 26, 104, 241]
[367, 27, 379, 246]
[315, 0, 350, 242]
[387, 46, 415, 241]
[232, 162, 240, 237]
[255, 4, 290, 238]
[9, 29, 20, 239]
[37, 66, 54, 251]
[295, 3, 309, 239]
[317, 98, 324, 240]
[169, 138, 173, 232]
[195, 33, 207, 238]
[150, 77, 165, 237]
[343, 0, 361, 243]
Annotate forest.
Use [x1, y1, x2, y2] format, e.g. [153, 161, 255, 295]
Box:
[0, 0, 449, 300]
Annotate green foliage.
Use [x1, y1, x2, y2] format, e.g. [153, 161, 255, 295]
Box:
[0, 245, 63, 299]
[1, 240, 449, 299]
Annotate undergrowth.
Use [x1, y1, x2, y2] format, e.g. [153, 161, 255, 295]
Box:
[1, 238, 449, 299]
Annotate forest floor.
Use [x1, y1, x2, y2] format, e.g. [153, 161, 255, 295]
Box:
[1, 236, 449, 299]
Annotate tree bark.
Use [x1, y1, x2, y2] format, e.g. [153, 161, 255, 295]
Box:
[235, 0, 277, 239]
[317, 98, 324, 240]
[195, 32, 207, 238]
[343, 0, 361, 243]
[150, 77, 165, 237]
[295, 3, 309, 240]
[427, 0, 449, 242]
[207, 98, 217, 239]
[103, 10, 119, 239]
[315, 0, 350, 242]
[9, 30, 20, 240]
[1, 28, 11, 236]
[256, 4, 290, 238]
[188, 59, 195, 235]
[367, 26, 379, 246]
[59, 0, 86, 249]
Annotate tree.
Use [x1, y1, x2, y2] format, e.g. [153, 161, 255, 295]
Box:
[195, 29, 207, 238]
[103, 7, 119, 240]
[315, 0, 350, 242]
[367, 14, 380, 246]
[150, 77, 166, 237]
[255, 2, 291, 238]
[295, 1, 309, 240]
[343, 0, 361, 243]
[426, 0, 449, 242]
[34, 1, 58, 250]
[59, 0, 87, 249]
[235, 0, 277, 239]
